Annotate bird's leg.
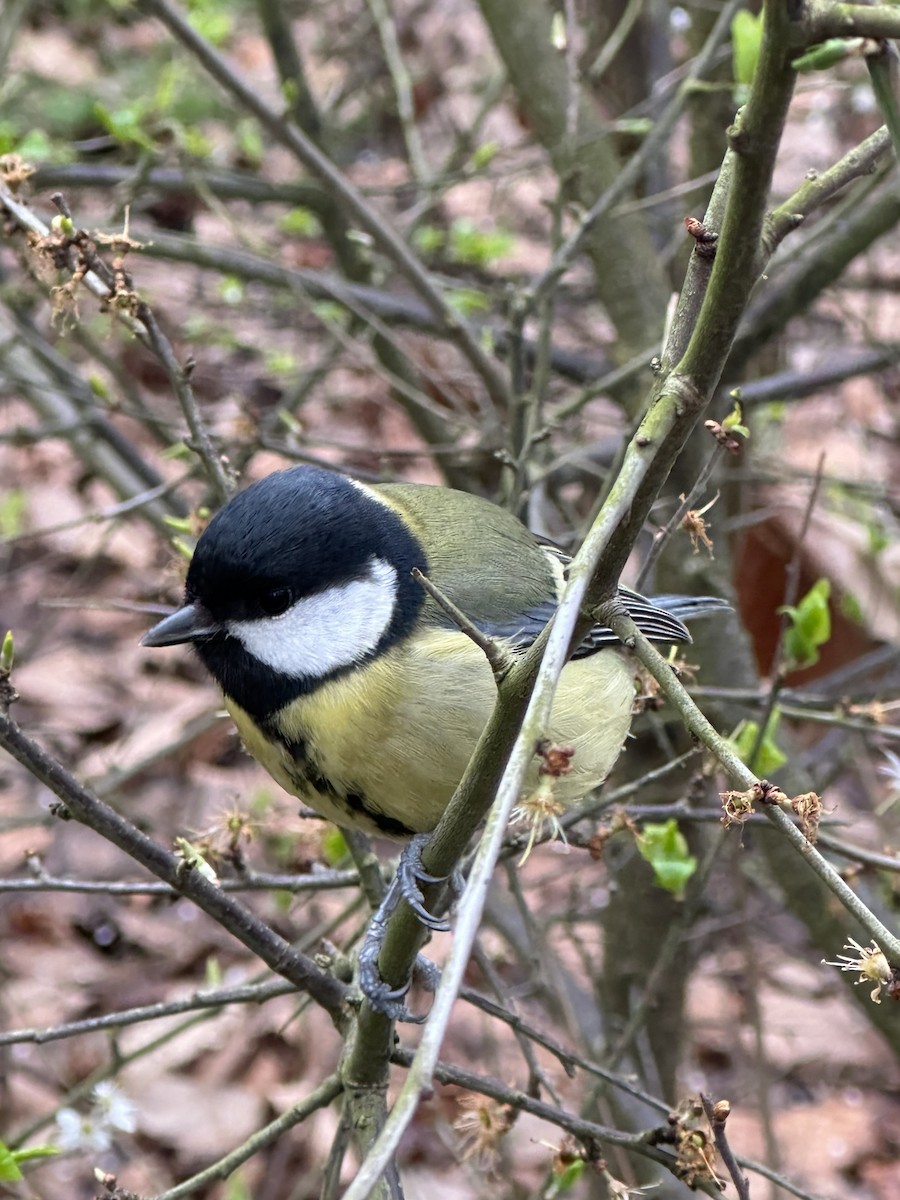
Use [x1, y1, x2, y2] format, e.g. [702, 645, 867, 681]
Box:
[357, 834, 459, 1021]
[398, 835, 460, 926]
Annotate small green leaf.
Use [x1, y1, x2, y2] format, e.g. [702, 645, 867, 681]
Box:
[867, 520, 889, 556]
[730, 712, 788, 775]
[217, 276, 245, 305]
[174, 837, 219, 883]
[0, 1139, 58, 1181]
[88, 373, 111, 400]
[310, 300, 348, 325]
[235, 118, 264, 168]
[279, 207, 322, 237]
[779, 578, 831, 670]
[0, 490, 26, 538]
[222, 1169, 253, 1200]
[470, 141, 499, 170]
[411, 224, 446, 256]
[721, 398, 750, 441]
[1, 630, 14, 673]
[545, 1157, 585, 1197]
[792, 39, 861, 73]
[179, 126, 214, 160]
[163, 514, 195, 533]
[22, 128, 59, 161]
[840, 592, 864, 625]
[446, 287, 490, 317]
[0, 1141, 23, 1183]
[264, 350, 299, 376]
[448, 218, 514, 268]
[9, 1145, 58, 1167]
[93, 101, 157, 152]
[186, 0, 233, 45]
[321, 827, 348, 866]
[161, 440, 193, 461]
[731, 10, 763, 85]
[636, 820, 697, 898]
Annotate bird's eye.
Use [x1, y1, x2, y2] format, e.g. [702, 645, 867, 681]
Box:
[258, 586, 293, 617]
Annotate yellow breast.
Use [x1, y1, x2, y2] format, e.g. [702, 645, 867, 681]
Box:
[226, 632, 637, 838]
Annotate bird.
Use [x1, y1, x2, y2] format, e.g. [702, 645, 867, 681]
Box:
[142, 465, 726, 1015]
[142, 465, 724, 841]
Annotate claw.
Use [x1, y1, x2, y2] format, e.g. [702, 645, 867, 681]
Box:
[355, 835, 452, 1021]
[396, 833, 451, 930]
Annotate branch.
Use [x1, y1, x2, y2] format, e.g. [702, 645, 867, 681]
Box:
[0, 183, 232, 503]
[599, 613, 900, 963]
[0, 979, 298, 1048]
[801, 2, 900, 42]
[136, 0, 514, 418]
[155, 1074, 343, 1200]
[0, 711, 349, 1020]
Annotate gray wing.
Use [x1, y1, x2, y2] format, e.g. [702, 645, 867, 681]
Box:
[474, 584, 728, 657]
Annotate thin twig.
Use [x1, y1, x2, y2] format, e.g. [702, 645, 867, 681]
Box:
[700, 1095, 751, 1200]
[155, 1075, 344, 1200]
[0, 979, 297, 1048]
[634, 441, 724, 590]
[0, 711, 349, 1017]
[411, 567, 512, 682]
[136, 0, 513, 417]
[748, 451, 826, 768]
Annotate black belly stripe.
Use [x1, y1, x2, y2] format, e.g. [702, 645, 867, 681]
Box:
[341, 792, 415, 838]
[269, 725, 416, 839]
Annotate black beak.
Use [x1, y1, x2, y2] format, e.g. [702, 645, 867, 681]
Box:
[141, 603, 221, 647]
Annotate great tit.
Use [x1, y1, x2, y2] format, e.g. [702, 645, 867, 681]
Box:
[143, 466, 724, 841]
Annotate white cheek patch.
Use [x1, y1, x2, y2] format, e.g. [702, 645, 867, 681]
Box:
[228, 558, 398, 680]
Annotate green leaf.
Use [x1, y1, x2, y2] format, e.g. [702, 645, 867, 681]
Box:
[235, 118, 264, 168]
[0, 490, 26, 538]
[840, 592, 863, 625]
[279, 207, 322, 237]
[174, 838, 218, 883]
[867, 519, 889, 556]
[730, 712, 788, 775]
[636, 820, 697, 898]
[779, 578, 832, 670]
[10, 1145, 59, 1166]
[321, 827, 348, 866]
[0, 1139, 58, 1181]
[446, 287, 490, 317]
[0, 1141, 23, 1183]
[223, 1170, 252, 1200]
[14, 127, 57, 161]
[470, 141, 499, 170]
[186, 0, 233, 45]
[217, 276, 245, 305]
[792, 39, 860, 73]
[264, 350, 299, 377]
[411, 224, 446, 256]
[1, 630, 14, 673]
[721, 398, 750, 441]
[731, 10, 763, 86]
[204, 955, 223, 986]
[448, 218, 514, 268]
[93, 101, 157, 152]
[545, 1157, 585, 1197]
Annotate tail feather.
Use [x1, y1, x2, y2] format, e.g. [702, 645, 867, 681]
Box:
[574, 588, 729, 656]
